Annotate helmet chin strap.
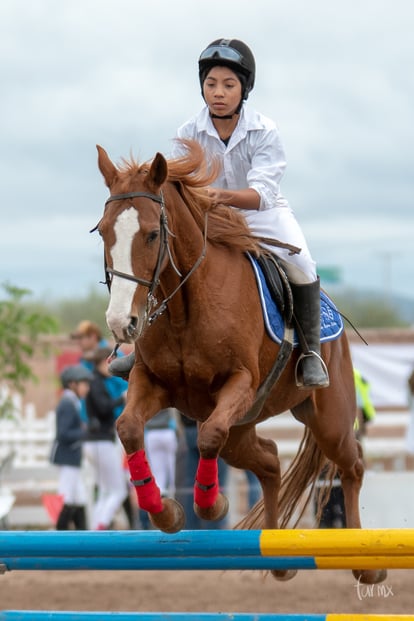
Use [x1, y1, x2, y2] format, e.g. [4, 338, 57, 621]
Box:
[210, 98, 243, 121]
[210, 113, 234, 120]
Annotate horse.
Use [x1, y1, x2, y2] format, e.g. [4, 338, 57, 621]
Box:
[94, 139, 385, 585]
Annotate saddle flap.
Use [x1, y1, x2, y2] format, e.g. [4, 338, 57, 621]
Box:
[256, 254, 293, 322]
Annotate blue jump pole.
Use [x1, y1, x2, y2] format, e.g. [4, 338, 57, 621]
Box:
[1, 529, 413, 572]
[2, 528, 413, 558]
[0, 613, 329, 621]
[0, 530, 262, 557]
[0, 555, 317, 571]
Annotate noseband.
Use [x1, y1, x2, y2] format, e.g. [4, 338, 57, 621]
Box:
[101, 189, 208, 327]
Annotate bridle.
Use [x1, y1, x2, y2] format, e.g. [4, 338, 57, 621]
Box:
[100, 189, 208, 328]
[104, 191, 168, 303]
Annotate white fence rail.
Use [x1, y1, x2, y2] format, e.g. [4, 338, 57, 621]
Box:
[0, 387, 412, 470]
[0, 388, 55, 469]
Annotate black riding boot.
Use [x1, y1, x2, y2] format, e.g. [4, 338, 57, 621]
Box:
[72, 505, 88, 530]
[56, 504, 75, 530]
[290, 277, 329, 389]
[122, 491, 136, 529]
[109, 352, 135, 380]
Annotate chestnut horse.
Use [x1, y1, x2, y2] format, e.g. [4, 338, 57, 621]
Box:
[95, 140, 385, 585]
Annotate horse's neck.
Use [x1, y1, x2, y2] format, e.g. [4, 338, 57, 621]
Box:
[159, 193, 206, 320]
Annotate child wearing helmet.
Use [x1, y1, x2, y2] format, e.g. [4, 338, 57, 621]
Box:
[172, 38, 328, 389]
[110, 38, 328, 389]
[50, 364, 93, 529]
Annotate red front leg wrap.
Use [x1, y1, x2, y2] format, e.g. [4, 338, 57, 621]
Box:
[127, 449, 163, 514]
[194, 457, 219, 508]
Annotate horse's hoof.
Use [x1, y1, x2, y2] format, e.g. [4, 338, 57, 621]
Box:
[149, 498, 186, 534]
[270, 569, 298, 582]
[194, 492, 229, 522]
[353, 568, 387, 585]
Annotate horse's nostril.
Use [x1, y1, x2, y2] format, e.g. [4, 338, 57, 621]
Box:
[127, 317, 138, 337]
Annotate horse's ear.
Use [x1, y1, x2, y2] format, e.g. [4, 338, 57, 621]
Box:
[97, 145, 117, 188]
[146, 152, 168, 192]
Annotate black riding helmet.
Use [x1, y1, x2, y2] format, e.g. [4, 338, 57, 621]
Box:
[198, 38, 256, 103]
[60, 365, 93, 388]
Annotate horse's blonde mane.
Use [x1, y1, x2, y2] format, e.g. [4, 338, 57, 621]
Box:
[118, 140, 261, 256]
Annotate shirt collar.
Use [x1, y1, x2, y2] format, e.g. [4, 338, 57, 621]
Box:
[196, 104, 250, 145]
[62, 388, 81, 408]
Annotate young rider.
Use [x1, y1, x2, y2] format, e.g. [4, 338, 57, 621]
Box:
[50, 365, 93, 530]
[111, 38, 329, 389]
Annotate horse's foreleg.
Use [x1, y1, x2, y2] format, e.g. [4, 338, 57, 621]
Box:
[126, 448, 185, 533]
[116, 380, 185, 534]
[194, 369, 256, 521]
[193, 456, 229, 522]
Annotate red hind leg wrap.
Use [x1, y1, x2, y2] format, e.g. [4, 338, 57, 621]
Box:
[127, 449, 163, 514]
[194, 457, 219, 508]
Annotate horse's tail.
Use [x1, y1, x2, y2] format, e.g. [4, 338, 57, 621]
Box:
[277, 426, 336, 528]
[235, 426, 336, 530]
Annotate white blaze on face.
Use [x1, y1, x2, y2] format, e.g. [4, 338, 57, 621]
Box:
[106, 207, 140, 339]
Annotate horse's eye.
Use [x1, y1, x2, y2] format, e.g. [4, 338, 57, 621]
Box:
[147, 230, 159, 244]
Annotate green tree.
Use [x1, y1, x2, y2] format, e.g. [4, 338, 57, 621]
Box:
[21, 287, 110, 338]
[53, 287, 109, 336]
[0, 284, 58, 418]
[332, 289, 410, 328]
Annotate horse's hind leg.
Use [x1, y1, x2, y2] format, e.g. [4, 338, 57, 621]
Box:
[296, 391, 387, 585]
[340, 440, 387, 584]
[222, 427, 297, 582]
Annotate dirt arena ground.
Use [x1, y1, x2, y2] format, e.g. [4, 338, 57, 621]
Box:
[1, 567, 413, 615]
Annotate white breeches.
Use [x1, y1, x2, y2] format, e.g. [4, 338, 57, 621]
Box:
[241, 206, 317, 284]
[145, 429, 178, 496]
[57, 466, 87, 505]
[84, 440, 128, 529]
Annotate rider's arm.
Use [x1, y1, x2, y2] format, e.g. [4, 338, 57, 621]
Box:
[246, 127, 288, 211]
[210, 126, 289, 211]
[207, 187, 260, 210]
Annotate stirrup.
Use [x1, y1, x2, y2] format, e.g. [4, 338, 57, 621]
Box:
[294, 350, 329, 389]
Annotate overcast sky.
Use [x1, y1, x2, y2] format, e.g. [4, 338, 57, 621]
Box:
[1, 0, 413, 304]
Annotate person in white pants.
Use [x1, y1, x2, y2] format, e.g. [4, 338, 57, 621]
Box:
[144, 408, 179, 497]
[137, 408, 179, 529]
[85, 440, 127, 529]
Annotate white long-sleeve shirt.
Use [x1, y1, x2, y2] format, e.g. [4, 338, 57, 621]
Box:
[173, 104, 289, 212]
[171, 104, 316, 282]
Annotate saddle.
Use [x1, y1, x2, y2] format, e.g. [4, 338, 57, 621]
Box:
[252, 253, 343, 347]
[256, 254, 293, 323]
[237, 253, 343, 426]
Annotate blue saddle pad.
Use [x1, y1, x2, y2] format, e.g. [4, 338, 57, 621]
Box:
[249, 256, 344, 347]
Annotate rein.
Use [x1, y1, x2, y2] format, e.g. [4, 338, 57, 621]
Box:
[103, 189, 208, 326]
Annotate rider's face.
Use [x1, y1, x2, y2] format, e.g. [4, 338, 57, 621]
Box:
[203, 66, 242, 117]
